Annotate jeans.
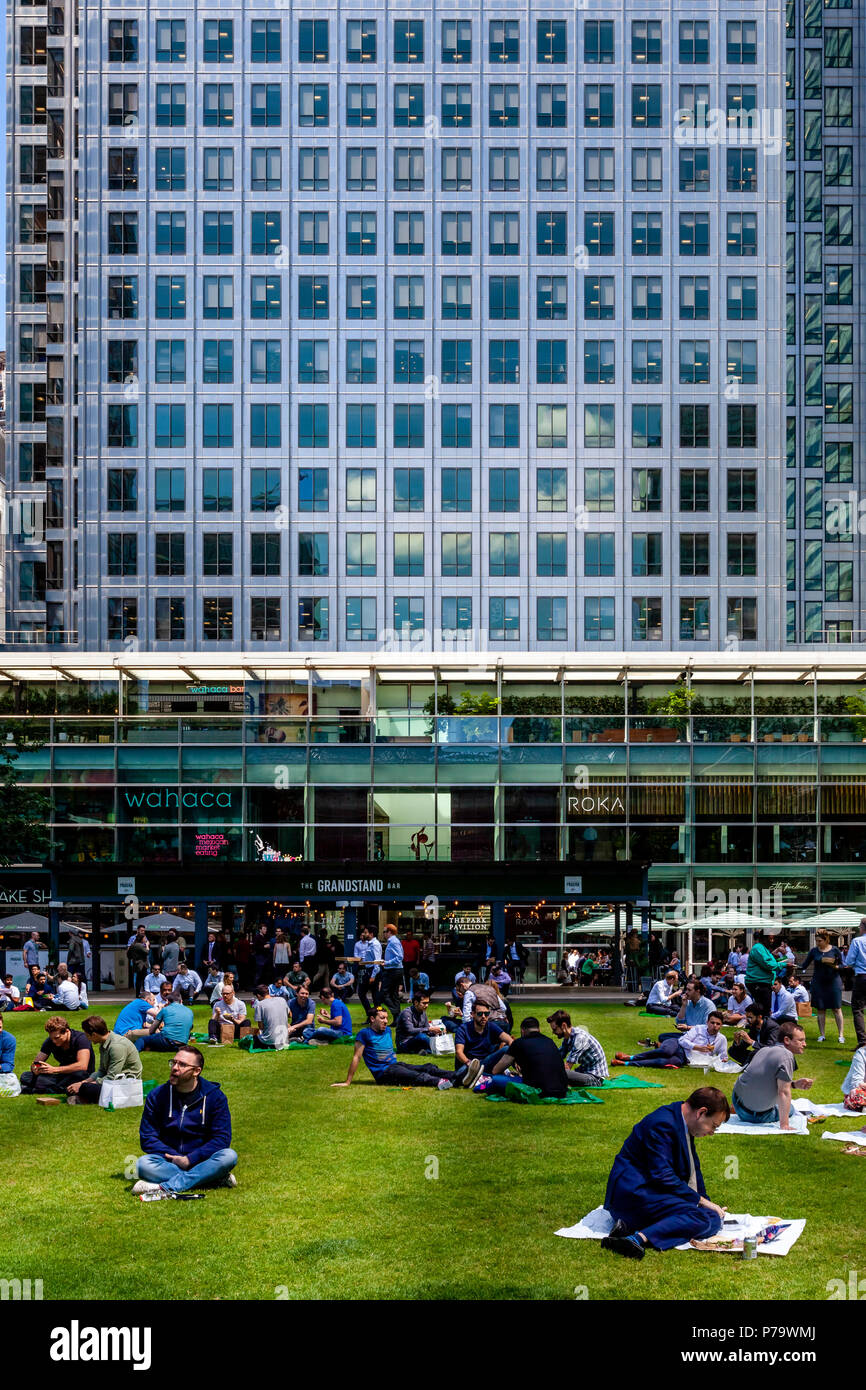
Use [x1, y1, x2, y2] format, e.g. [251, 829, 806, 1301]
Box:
[137, 1147, 239, 1194]
[732, 1093, 779, 1125]
[20, 1068, 89, 1095]
[376, 1062, 456, 1088]
[397, 1034, 434, 1055]
[378, 968, 403, 1022]
[302, 1026, 342, 1043]
[566, 1070, 608, 1087]
[628, 1040, 687, 1069]
[454, 1046, 511, 1085]
[138, 1034, 183, 1053]
[357, 970, 377, 1018]
[851, 974, 866, 1049]
[76, 1080, 105, 1104]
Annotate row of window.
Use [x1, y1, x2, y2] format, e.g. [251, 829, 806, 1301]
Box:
[97, 18, 774, 69]
[102, 466, 763, 516]
[89, 529, 768, 582]
[94, 81, 779, 132]
[102, 208, 766, 259]
[96, 594, 762, 645]
[106, 80, 787, 131]
[99, 272, 773, 321]
[96, 336, 766, 388]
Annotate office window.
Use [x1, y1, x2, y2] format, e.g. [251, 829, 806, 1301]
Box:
[679, 148, 709, 193]
[488, 469, 519, 512]
[155, 19, 186, 62]
[202, 274, 232, 320]
[727, 148, 757, 193]
[727, 470, 757, 512]
[727, 277, 757, 320]
[389, 338, 419, 383]
[298, 469, 329, 511]
[680, 470, 709, 512]
[584, 469, 615, 512]
[680, 20, 709, 64]
[680, 404, 710, 448]
[154, 403, 185, 449]
[297, 598, 329, 643]
[726, 21, 757, 64]
[632, 469, 662, 513]
[489, 533, 519, 578]
[536, 468, 567, 512]
[202, 533, 233, 578]
[629, 340, 661, 386]
[632, 83, 662, 128]
[632, 20, 661, 63]
[345, 597, 376, 642]
[202, 83, 233, 127]
[584, 84, 614, 127]
[346, 19, 376, 63]
[107, 533, 137, 578]
[252, 83, 281, 127]
[536, 84, 566, 128]
[394, 83, 424, 128]
[298, 19, 328, 62]
[155, 468, 186, 512]
[298, 146, 328, 190]
[536, 405, 567, 449]
[107, 598, 138, 642]
[585, 533, 614, 578]
[203, 18, 233, 63]
[441, 468, 471, 512]
[728, 213, 758, 257]
[585, 597, 615, 642]
[393, 404, 425, 449]
[537, 597, 567, 642]
[633, 405, 662, 448]
[442, 147, 472, 191]
[298, 403, 329, 448]
[442, 19, 471, 64]
[585, 20, 614, 63]
[584, 276, 615, 320]
[296, 339, 327, 384]
[440, 532, 472, 578]
[582, 339, 614, 385]
[201, 146, 232, 191]
[394, 533, 424, 576]
[489, 84, 519, 128]
[154, 534, 185, 577]
[631, 212, 662, 257]
[489, 148, 519, 192]
[298, 533, 329, 577]
[345, 210, 376, 256]
[632, 597, 662, 641]
[394, 17, 423, 62]
[108, 148, 138, 190]
[202, 211, 233, 256]
[727, 533, 757, 576]
[442, 340, 472, 384]
[632, 533, 662, 578]
[345, 275, 376, 319]
[537, 211, 567, 257]
[632, 148, 662, 192]
[346, 469, 377, 512]
[107, 469, 136, 514]
[680, 598, 710, 641]
[297, 276, 325, 319]
[393, 275, 424, 320]
[202, 468, 232, 512]
[202, 339, 232, 384]
[250, 18, 280, 62]
[393, 211, 424, 256]
[727, 598, 757, 642]
[298, 83, 328, 128]
[440, 275, 468, 320]
[489, 404, 519, 449]
[727, 404, 757, 447]
[489, 19, 519, 63]
[485, 339, 517, 384]
[346, 533, 377, 578]
[489, 212, 519, 257]
[584, 404, 615, 448]
[108, 83, 139, 127]
[680, 533, 710, 577]
[251, 147, 281, 191]
[439, 403, 471, 449]
[346, 84, 376, 128]
[202, 402, 233, 448]
[251, 403, 281, 450]
[346, 403, 376, 449]
[632, 276, 663, 320]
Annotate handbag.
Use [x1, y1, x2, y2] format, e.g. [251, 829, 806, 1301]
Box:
[429, 1031, 455, 1056]
[796, 1001, 813, 1017]
[99, 1076, 144, 1110]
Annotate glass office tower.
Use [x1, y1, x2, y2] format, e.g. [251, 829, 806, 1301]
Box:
[4, 1, 863, 651]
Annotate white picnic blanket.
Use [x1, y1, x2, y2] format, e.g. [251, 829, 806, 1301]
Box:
[555, 1206, 805, 1255]
[687, 1056, 742, 1073]
[821, 1129, 866, 1147]
[792, 1098, 851, 1119]
[716, 1110, 810, 1136]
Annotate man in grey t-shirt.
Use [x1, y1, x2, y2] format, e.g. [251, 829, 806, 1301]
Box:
[732, 1022, 813, 1130]
[253, 985, 289, 1049]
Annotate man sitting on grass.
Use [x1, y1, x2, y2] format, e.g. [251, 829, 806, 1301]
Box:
[728, 1003, 779, 1065]
[112, 992, 156, 1047]
[132, 1046, 237, 1200]
[24, 972, 53, 1010]
[395, 991, 445, 1054]
[547, 1010, 609, 1086]
[207, 981, 247, 1045]
[138, 990, 194, 1053]
[332, 1005, 480, 1090]
[731, 1020, 813, 1130]
[174, 962, 204, 1006]
[614, 1013, 729, 1069]
[454, 1000, 513, 1083]
[20, 1015, 94, 1095]
[287, 985, 316, 1041]
[600, 1086, 730, 1260]
[252, 984, 290, 1049]
[303, 985, 353, 1044]
[644, 970, 683, 1017]
[475, 1016, 568, 1098]
[66, 1015, 143, 1104]
[0, 1016, 19, 1095]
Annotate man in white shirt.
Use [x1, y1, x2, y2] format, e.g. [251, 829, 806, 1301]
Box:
[615, 1013, 727, 1069]
[679, 1015, 729, 1064]
[0, 975, 21, 1012]
[174, 962, 203, 1004]
[52, 966, 81, 1011]
[298, 927, 317, 973]
[143, 968, 167, 997]
[771, 978, 798, 1022]
[645, 971, 683, 1016]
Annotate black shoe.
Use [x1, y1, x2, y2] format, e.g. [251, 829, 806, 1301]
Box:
[637, 1037, 654, 1047]
[600, 1234, 645, 1260]
[608, 1219, 632, 1239]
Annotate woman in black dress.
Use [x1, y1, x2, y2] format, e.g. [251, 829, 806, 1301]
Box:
[801, 929, 845, 1043]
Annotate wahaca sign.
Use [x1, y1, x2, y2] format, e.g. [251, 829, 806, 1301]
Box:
[123, 791, 236, 811]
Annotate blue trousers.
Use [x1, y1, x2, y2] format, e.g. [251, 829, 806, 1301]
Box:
[137, 1147, 238, 1194]
[733, 1094, 780, 1125]
[303, 1026, 343, 1043]
[628, 1039, 687, 1068]
[454, 1046, 511, 1084]
[606, 1183, 722, 1251]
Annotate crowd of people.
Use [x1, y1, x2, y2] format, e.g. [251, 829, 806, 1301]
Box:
[3, 916, 865, 1211]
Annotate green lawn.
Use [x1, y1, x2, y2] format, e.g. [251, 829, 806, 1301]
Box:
[1, 1001, 863, 1301]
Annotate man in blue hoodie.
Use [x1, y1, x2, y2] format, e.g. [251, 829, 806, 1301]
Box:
[132, 1045, 238, 1199]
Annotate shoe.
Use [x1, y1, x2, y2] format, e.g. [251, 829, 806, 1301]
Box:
[131, 1180, 162, 1196]
[219, 1173, 238, 1188]
[207, 1038, 218, 1046]
[600, 1234, 645, 1261]
[614, 1052, 631, 1062]
[66, 1095, 79, 1105]
[637, 1037, 654, 1047]
[816, 1035, 825, 1042]
[463, 1057, 483, 1089]
[663, 1064, 680, 1069]
[437, 1079, 453, 1090]
[838, 1036, 845, 1045]
[473, 1076, 492, 1093]
[608, 1219, 633, 1239]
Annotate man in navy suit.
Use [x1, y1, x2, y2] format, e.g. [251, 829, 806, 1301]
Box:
[601, 1087, 730, 1260]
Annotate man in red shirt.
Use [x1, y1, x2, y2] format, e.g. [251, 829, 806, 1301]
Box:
[402, 932, 422, 992]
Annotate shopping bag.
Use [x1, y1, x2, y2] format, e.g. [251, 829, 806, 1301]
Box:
[99, 1076, 144, 1110]
[796, 1002, 813, 1018]
[429, 1032, 455, 1056]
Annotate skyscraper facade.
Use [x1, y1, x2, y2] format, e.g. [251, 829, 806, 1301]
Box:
[4, 1, 862, 651]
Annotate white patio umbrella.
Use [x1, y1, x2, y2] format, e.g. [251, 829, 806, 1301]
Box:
[782, 907, 864, 933]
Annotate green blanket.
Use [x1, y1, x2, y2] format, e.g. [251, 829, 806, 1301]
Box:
[485, 1081, 604, 1105]
[586, 1075, 664, 1090]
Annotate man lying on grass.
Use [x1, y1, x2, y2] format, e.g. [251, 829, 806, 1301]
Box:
[600, 1086, 730, 1260]
[132, 1045, 238, 1201]
[613, 1012, 729, 1069]
[332, 1005, 482, 1090]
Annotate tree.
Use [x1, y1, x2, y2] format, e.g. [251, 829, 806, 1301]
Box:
[0, 741, 51, 867]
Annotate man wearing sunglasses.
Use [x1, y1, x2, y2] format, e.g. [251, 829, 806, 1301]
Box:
[454, 1000, 513, 1087]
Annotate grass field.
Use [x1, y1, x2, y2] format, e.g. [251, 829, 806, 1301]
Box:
[1, 1000, 863, 1301]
